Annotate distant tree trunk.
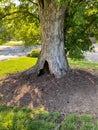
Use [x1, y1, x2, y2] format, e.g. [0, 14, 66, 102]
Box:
[27, 1, 69, 78]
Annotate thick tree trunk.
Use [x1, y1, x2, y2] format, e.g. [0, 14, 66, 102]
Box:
[28, 1, 69, 78]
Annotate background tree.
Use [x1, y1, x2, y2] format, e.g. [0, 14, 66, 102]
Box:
[0, 0, 40, 46]
[64, 0, 98, 59]
[0, 0, 98, 78]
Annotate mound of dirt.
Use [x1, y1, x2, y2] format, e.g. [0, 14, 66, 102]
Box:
[0, 69, 98, 117]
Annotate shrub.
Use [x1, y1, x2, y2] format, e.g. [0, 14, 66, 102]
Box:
[28, 49, 40, 57]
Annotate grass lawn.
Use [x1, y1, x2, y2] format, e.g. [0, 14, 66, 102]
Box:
[2, 41, 24, 46]
[0, 57, 37, 78]
[69, 58, 98, 70]
[0, 105, 97, 130]
[0, 57, 98, 79]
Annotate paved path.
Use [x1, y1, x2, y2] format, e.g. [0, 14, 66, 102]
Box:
[0, 44, 98, 62]
[0, 45, 40, 61]
[84, 44, 98, 62]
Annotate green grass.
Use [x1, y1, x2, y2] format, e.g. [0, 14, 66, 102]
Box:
[60, 114, 98, 130]
[0, 105, 97, 130]
[3, 41, 24, 46]
[0, 57, 98, 79]
[68, 58, 98, 70]
[0, 57, 37, 78]
[0, 106, 58, 130]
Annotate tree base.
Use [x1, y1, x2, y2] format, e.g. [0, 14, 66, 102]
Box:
[24, 57, 69, 78]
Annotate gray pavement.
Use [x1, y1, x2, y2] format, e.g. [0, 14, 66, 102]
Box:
[84, 44, 98, 62]
[0, 44, 98, 62]
[0, 45, 40, 61]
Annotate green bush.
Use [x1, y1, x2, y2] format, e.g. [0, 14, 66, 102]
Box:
[28, 49, 40, 57]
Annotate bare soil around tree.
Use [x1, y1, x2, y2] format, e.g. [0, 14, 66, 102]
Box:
[0, 68, 98, 117]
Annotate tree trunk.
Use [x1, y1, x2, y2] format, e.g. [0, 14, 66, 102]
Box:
[28, 1, 69, 78]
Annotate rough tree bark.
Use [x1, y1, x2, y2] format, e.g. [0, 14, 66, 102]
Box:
[27, 0, 69, 78]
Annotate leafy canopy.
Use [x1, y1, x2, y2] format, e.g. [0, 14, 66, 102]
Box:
[0, 0, 98, 59]
[0, 0, 40, 46]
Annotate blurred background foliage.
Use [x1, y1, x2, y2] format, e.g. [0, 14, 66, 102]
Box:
[0, 0, 98, 59]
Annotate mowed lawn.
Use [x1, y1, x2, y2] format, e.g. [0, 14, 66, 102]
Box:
[0, 57, 37, 78]
[0, 57, 98, 78]
[68, 58, 98, 70]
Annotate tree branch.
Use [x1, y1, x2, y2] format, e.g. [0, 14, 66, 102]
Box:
[24, 11, 39, 20]
[28, 0, 38, 6]
[0, 10, 39, 21]
[0, 11, 21, 20]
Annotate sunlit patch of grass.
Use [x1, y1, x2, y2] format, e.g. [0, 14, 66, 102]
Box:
[0, 57, 98, 79]
[3, 41, 24, 46]
[0, 57, 37, 78]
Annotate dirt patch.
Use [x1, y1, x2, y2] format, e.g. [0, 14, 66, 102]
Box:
[0, 69, 98, 117]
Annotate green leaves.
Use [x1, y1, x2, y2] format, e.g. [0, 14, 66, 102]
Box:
[0, 0, 40, 46]
[57, 0, 68, 6]
[64, 0, 98, 59]
[0, 0, 98, 59]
